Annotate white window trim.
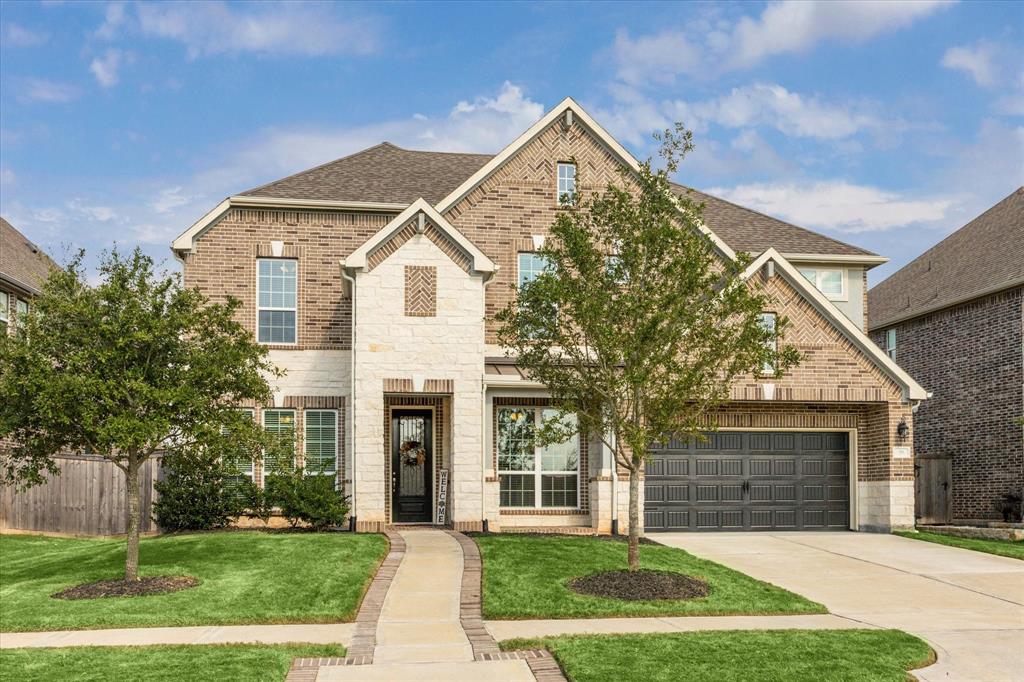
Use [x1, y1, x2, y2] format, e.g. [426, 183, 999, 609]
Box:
[799, 267, 847, 302]
[256, 258, 298, 346]
[0, 291, 8, 325]
[304, 408, 338, 477]
[556, 162, 576, 206]
[885, 328, 897, 361]
[261, 408, 296, 487]
[497, 406, 581, 510]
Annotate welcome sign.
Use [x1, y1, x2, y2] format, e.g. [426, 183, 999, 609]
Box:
[436, 469, 449, 525]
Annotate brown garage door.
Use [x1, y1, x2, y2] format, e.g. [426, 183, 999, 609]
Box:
[644, 431, 850, 531]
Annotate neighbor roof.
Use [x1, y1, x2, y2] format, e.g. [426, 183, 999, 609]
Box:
[868, 187, 1024, 330]
[236, 141, 878, 260]
[0, 217, 58, 296]
[240, 142, 492, 205]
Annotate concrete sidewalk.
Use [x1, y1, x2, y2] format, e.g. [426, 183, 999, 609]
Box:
[0, 623, 354, 649]
[656, 531, 1024, 682]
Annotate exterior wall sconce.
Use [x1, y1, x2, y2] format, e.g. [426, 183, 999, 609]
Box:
[896, 418, 909, 441]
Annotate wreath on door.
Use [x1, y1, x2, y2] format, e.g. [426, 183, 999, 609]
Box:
[400, 439, 426, 467]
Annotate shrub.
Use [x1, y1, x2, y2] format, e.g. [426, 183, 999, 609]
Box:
[265, 468, 349, 530]
[153, 449, 245, 531]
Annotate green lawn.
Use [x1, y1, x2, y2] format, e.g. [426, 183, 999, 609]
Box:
[0, 531, 388, 631]
[1, 644, 343, 682]
[895, 530, 1024, 560]
[475, 535, 824, 619]
[501, 630, 934, 682]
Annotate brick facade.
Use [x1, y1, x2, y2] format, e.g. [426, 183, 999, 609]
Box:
[871, 287, 1024, 520]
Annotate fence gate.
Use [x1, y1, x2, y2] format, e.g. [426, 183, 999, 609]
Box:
[915, 457, 951, 525]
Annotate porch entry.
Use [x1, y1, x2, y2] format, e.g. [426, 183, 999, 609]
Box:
[391, 409, 434, 522]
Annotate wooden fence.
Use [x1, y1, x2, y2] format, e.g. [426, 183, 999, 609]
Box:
[0, 453, 163, 536]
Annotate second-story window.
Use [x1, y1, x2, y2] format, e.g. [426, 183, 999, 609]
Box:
[0, 291, 8, 334]
[759, 312, 777, 374]
[257, 258, 297, 344]
[885, 328, 897, 361]
[557, 162, 576, 206]
[14, 298, 29, 338]
[798, 267, 845, 300]
[518, 252, 551, 288]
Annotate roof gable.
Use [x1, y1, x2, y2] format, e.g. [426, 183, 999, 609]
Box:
[345, 199, 495, 275]
[868, 187, 1024, 329]
[1, 217, 58, 296]
[743, 248, 927, 401]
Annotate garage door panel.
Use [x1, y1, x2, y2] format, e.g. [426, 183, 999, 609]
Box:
[645, 431, 849, 532]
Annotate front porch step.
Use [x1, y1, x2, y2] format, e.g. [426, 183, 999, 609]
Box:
[499, 526, 597, 536]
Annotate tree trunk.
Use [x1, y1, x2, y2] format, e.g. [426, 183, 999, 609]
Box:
[627, 464, 640, 571]
[125, 463, 141, 582]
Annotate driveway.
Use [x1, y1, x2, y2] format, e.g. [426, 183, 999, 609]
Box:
[656, 532, 1024, 682]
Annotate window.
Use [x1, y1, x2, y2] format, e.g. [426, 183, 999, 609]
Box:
[759, 312, 777, 375]
[257, 259, 297, 344]
[0, 291, 8, 334]
[557, 162, 576, 206]
[498, 407, 579, 508]
[798, 267, 845, 300]
[885, 328, 897, 361]
[304, 410, 338, 477]
[518, 252, 551, 288]
[14, 299, 28, 338]
[223, 409, 256, 489]
[262, 409, 295, 483]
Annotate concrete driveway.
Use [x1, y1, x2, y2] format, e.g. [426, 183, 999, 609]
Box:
[656, 532, 1024, 682]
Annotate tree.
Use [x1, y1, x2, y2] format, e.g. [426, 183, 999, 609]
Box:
[495, 126, 799, 571]
[0, 249, 278, 581]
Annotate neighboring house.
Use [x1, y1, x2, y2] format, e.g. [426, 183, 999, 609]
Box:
[172, 98, 925, 535]
[868, 189, 1024, 523]
[0, 217, 57, 336]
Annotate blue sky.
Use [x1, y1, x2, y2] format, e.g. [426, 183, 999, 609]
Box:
[1, 0, 1021, 284]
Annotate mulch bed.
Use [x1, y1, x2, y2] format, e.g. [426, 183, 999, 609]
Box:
[568, 570, 709, 601]
[52, 576, 200, 600]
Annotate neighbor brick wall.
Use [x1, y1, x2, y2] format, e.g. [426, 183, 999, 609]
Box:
[870, 286, 1024, 519]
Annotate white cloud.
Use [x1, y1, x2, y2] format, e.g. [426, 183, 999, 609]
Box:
[94, 2, 126, 40]
[3, 23, 49, 47]
[90, 49, 124, 88]
[707, 181, 953, 233]
[135, 1, 379, 58]
[150, 187, 194, 214]
[19, 79, 81, 104]
[69, 199, 117, 222]
[941, 43, 997, 87]
[668, 84, 880, 140]
[612, 0, 951, 83]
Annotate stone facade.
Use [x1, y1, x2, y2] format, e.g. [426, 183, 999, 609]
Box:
[871, 287, 1024, 520]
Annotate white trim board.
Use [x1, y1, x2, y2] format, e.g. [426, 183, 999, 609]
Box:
[742, 248, 928, 401]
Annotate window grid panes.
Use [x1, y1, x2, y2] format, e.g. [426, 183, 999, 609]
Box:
[798, 267, 845, 300]
[0, 291, 8, 333]
[886, 328, 897, 361]
[497, 407, 579, 509]
[257, 259, 297, 344]
[262, 409, 295, 483]
[760, 312, 777, 374]
[223, 409, 255, 493]
[14, 299, 28, 337]
[557, 162, 576, 205]
[518, 253, 551, 288]
[304, 410, 337, 476]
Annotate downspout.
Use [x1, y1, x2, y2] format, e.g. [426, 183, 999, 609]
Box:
[480, 269, 497, 532]
[610, 432, 619, 535]
[342, 265, 358, 532]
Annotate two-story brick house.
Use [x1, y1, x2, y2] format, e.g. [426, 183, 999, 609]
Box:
[869, 188, 1023, 523]
[1, 217, 57, 337]
[172, 98, 926, 534]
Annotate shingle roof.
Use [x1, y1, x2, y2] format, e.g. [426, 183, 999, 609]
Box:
[239, 142, 493, 205]
[868, 187, 1024, 330]
[238, 143, 879, 259]
[0, 217, 58, 296]
[672, 185, 877, 257]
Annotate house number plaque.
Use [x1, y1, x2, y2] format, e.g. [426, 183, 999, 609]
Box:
[436, 469, 449, 525]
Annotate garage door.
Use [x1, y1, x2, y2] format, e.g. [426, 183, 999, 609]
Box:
[644, 431, 849, 531]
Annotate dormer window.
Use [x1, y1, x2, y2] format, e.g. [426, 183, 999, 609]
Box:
[799, 267, 846, 301]
[557, 162, 576, 206]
